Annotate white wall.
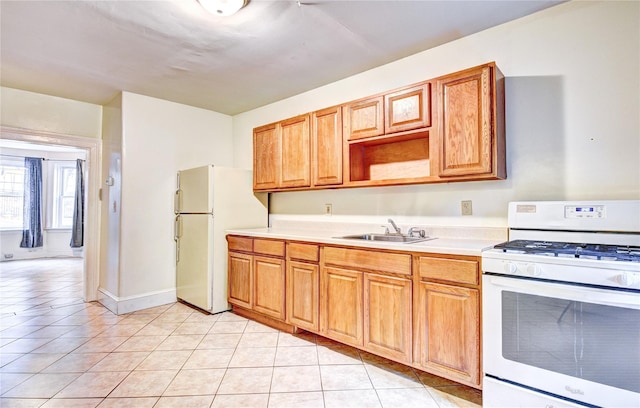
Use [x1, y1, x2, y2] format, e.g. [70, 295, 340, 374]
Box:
[0, 87, 101, 260]
[233, 1, 640, 225]
[0, 87, 102, 138]
[118, 92, 233, 299]
[100, 94, 123, 297]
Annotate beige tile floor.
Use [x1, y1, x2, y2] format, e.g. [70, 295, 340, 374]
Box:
[0, 258, 482, 407]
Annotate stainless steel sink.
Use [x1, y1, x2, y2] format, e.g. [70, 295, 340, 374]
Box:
[337, 233, 436, 244]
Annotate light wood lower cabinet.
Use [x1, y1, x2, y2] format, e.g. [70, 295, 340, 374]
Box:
[253, 255, 285, 320]
[227, 236, 483, 389]
[364, 273, 412, 363]
[320, 266, 363, 347]
[227, 237, 286, 322]
[415, 255, 481, 387]
[287, 261, 318, 331]
[228, 252, 253, 309]
[320, 246, 412, 358]
[417, 282, 480, 386]
[286, 242, 320, 331]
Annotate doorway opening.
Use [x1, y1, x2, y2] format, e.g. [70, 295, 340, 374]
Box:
[0, 126, 101, 302]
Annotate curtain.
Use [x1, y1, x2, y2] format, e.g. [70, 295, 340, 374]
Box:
[70, 159, 85, 248]
[20, 157, 43, 248]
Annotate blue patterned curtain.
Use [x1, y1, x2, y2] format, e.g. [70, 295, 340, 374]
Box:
[70, 159, 85, 248]
[20, 157, 43, 248]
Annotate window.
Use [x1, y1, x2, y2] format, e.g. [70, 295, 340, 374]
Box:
[0, 158, 25, 230]
[50, 162, 77, 229]
[0, 158, 79, 230]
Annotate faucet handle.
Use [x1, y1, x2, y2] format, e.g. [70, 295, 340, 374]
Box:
[381, 225, 390, 234]
[408, 227, 426, 238]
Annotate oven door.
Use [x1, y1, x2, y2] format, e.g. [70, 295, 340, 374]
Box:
[483, 274, 640, 408]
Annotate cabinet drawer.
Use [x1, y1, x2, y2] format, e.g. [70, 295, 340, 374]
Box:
[418, 256, 479, 285]
[324, 247, 411, 276]
[287, 243, 319, 262]
[254, 239, 285, 257]
[227, 236, 253, 252]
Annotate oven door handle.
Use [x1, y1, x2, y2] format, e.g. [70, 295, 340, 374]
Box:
[485, 275, 640, 310]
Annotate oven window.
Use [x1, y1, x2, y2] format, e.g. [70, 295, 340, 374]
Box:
[502, 291, 640, 393]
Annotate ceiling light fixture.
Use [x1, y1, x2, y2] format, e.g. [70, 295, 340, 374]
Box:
[198, 0, 247, 17]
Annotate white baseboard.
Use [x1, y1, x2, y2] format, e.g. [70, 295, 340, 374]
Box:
[98, 287, 177, 315]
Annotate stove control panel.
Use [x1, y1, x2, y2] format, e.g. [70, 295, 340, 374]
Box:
[564, 204, 605, 219]
[482, 252, 640, 290]
[502, 261, 542, 277]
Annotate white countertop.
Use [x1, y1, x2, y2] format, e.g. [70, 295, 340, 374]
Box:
[226, 226, 504, 257]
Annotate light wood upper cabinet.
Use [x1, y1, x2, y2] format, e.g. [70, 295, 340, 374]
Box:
[436, 62, 506, 179]
[253, 114, 311, 191]
[253, 62, 505, 191]
[343, 96, 384, 141]
[253, 123, 280, 190]
[385, 83, 431, 134]
[312, 106, 343, 186]
[280, 115, 311, 188]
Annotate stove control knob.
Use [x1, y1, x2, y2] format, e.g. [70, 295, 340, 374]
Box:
[617, 273, 640, 288]
[503, 262, 518, 274]
[526, 264, 542, 277]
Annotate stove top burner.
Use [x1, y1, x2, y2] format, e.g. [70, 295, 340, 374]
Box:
[494, 240, 640, 262]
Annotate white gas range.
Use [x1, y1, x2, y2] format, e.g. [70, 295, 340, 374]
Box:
[482, 200, 640, 408]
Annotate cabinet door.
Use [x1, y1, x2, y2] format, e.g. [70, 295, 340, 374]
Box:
[385, 83, 431, 134]
[320, 266, 363, 347]
[287, 260, 319, 331]
[280, 114, 311, 188]
[437, 65, 493, 177]
[344, 96, 384, 140]
[253, 123, 280, 190]
[312, 106, 343, 186]
[364, 273, 412, 363]
[228, 252, 253, 309]
[417, 282, 480, 386]
[253, 255, 286, 320]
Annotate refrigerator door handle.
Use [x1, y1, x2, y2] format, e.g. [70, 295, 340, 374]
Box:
[174, 215, 182, 240]
[174, 215, 181, 262]
[174, 189, 182, 214]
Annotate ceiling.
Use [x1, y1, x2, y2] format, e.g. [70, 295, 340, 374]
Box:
[1, 0, 563, 116]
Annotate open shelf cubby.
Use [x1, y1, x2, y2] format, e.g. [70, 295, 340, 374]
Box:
[348, 131, 430, 182]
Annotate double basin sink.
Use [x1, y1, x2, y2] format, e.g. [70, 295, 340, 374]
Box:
[337, 233, 436, 244]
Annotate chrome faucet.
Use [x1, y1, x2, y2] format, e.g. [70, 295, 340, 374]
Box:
[387, 218, 402, 235]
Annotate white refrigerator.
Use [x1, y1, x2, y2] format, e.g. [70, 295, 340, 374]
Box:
[174, 165, 268, 313]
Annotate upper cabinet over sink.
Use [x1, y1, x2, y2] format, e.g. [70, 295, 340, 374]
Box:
[253, 62, 506, 192]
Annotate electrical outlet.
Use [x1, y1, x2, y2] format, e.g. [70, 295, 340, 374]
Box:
[324, 203, 332, 215]
[461, 200, 473, 216]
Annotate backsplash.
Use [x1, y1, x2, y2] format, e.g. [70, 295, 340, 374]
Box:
[269, 214, 508, 241]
